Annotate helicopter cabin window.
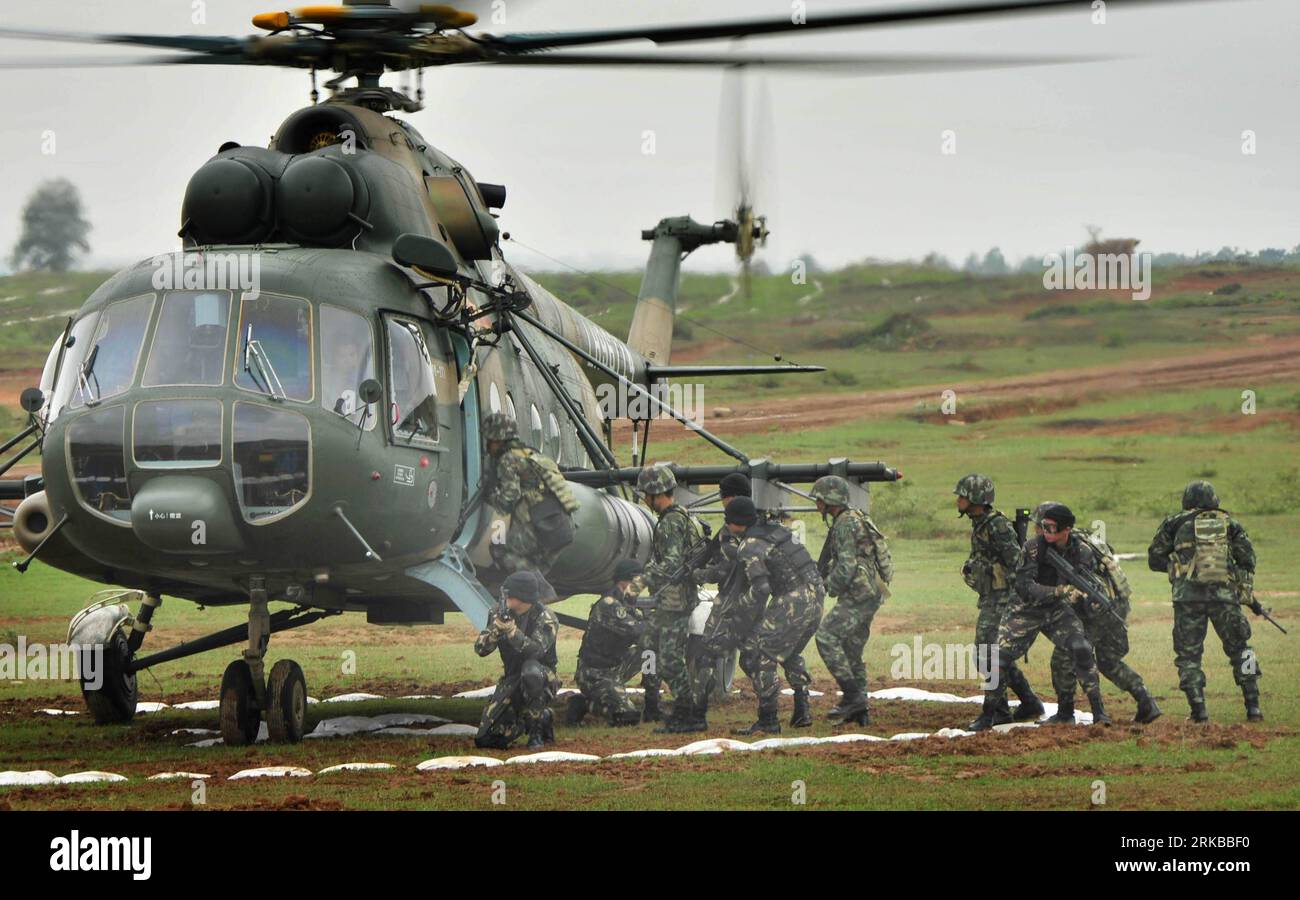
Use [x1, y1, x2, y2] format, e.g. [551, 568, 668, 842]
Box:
[548, 412, 562, 463]
[505, 392, 517, 422]
[234, 292, 313, 402]
[67, 294, 155, 411]
[142, 291, 231, 387]
[133, 400, 222, 468]
[489, 382, 501, 415]
[66, 404, 131, 523]
[529, 404, 543, 449]
[320, 305, 377, 430]
[385, 316, 439, 445]
[233, 402, 310, 522]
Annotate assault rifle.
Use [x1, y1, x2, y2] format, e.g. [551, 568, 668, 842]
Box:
[1043, 545, 1127, 631]
[1241, 586, 1288, 635]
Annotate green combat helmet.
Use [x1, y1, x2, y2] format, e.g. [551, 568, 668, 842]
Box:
[482, 412, 518, 443]
[636, 464, 677, 496]
[954, 473, 995, 507]
[1182, 480, 1219, 510]
[810, 474, 852, 508]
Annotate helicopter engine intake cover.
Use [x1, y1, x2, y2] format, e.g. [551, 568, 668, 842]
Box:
[181, 156, 276, 246]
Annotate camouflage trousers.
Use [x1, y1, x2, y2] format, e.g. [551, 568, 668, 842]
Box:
[975, 591, 1032, 710]
[1051, 597, 1145, 698]
[490, 518, 554, 576]
[575, 651, 641, 721]
[814, 594, 883, 695]
[992, 600, 1099, 703]
[1173, 600, 1259, 703]
[474, 660, 558, 747]
[739, 585, 825, 703]
[648, 608, 710, 706]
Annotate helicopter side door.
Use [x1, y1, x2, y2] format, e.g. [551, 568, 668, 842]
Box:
[380, 313, 462, 554]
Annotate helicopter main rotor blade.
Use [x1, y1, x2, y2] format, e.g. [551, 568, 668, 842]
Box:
[0, 25, 247, 54]
[0, 54, 247, 69]
[472, 51, 1117, 73]
[490, 0, 1220, 52]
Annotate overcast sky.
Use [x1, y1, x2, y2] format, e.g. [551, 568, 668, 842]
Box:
[1, 0, 1296, 275]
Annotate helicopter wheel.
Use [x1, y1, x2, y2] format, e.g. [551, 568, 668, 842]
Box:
[219, 660, 262, 746]
[82, 630, 138, 724]
[265, 659, 308, 743]
[711, 648, 738, 702]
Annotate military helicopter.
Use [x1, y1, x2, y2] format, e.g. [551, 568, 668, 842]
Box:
[0, 0, 1177, 744]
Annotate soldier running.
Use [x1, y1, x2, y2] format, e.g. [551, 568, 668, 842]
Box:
[1148, 480, 1262, 722]
[704, 497, 825, 736]
[954, 474, 1044, 729]
[811, 475, 892, 727]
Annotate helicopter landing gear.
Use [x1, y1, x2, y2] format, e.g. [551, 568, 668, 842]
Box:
[218, 577, 311, 745]
[70, 590, 158, 725]
[83, 629, 138, 725]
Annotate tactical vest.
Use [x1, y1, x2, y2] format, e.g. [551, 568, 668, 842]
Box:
[1173, 509, 1233, 585]
[497, 606, 558, 676]
[579, 596, 637, 670]
[651, 505, 705, 612]
[511, 446, 580, 551]
[969, 510, 1012, 592]
[1080, 528, 1133, 605]
[749, 523, 821, 596]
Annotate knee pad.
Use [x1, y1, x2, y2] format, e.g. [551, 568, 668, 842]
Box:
[520, 660, 546, 695]
[1069, 638, 1094, 670]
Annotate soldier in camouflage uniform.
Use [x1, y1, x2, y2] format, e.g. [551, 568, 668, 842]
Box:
[955, 474, 1044, 729]
[473, 570, 560, 750]
[483, 412, 580, 576]
[973, 503, 1111, 730]
[568, 559, 647, 727]
[1035, 502, 1161, 725]
[632, 464, 710, 733]
[810, 475, 892, 727]
[1148, 481, 1262, 722]
[706, 497, 825, 735]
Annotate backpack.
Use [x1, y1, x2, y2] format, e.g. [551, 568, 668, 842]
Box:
[1175, 509, 1233, 585]
[1080, 528, 1131, 604]
[517, 447, 580, 552]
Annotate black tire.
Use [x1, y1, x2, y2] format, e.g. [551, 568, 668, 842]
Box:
[711, 648, 738, 701]
[265, 659, 308, 743]
[219, 660, 262, 746]
[82, 630, 138, 724]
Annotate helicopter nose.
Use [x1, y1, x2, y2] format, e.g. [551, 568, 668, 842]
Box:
[130, 475, 246, 554]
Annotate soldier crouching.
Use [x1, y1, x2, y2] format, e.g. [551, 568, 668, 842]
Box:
[473, 570, 560, 750]
[568, 559, 648, 727]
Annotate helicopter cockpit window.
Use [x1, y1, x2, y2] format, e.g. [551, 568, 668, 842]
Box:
[320, 305, 376, 430]
[233, 402, 311, 522]
[385, 316, 439, 445]
[49, 314, 100, 421]
[143, 291, 231, 387]
[67, 404, 131, 523]
[234, 292, 313, 402]
[133, 400, 222, 468]
[68, 294, 154, 411]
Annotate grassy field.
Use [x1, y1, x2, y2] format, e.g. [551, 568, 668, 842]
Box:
[0, 261, 1297, 810]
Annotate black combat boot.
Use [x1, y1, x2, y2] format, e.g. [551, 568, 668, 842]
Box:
[653, 698, 689, 734]
[610, 707, 642, 727]
[828, 682, 863, 718]
[968, 694, 1006, 732]
[1244, 685, 1263, 722]
[683, 697, 709, 733]
[734, 699, 781, 736]
[526, 717, 546, 750]
[565, 694, 589, 726]
[1186, 690, 1209, 723]
[830, 689, 869, 724]
[840, 705, 870, 727]
[641, 680, 662, 723]
[790, 688, 813, 728]
[541, 708, 555, 744]
[1132, 687, 1162, 724]
[1087, 690, 1112, 726]
[1043, 695, 1077, 725]
[1008, 670, 1045, 721]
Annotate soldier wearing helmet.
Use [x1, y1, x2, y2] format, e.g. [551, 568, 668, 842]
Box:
[810, 474, 892, 727]
[1034, 502, 1161, 726]
[481, 412, 579, 576]
[1148, 480, 1261, 722]
[473, 570, 559, 750]
[954, 473, 1045, 729]
[631, 464, 710, 733]
[568, 559, 648, 728]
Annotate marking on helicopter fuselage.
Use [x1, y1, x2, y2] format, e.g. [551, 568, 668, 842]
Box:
[394, 465, 415, 487]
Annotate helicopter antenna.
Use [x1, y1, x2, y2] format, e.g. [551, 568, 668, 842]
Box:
[310, 67, 319, 105]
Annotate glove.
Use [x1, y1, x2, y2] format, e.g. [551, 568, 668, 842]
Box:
[493, 614, 517, 638]
[630, 574, 647, 596]
[1053, 584, 1084, 603]
[1250, 599, 1265, 616]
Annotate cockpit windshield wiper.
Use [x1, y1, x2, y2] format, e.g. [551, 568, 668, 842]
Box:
[243, 324, 285, 400]
[77, 343, 101, 405]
